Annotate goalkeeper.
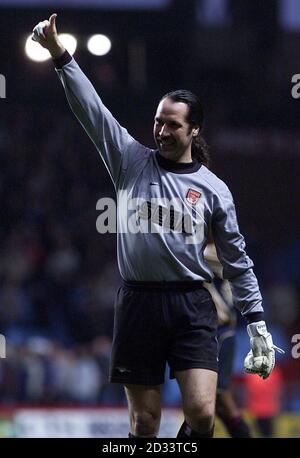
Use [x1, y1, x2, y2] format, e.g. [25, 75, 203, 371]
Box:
[31, 14, 283, 439]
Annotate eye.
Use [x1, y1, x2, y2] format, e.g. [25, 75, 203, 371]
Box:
[169, 122, 180, 129]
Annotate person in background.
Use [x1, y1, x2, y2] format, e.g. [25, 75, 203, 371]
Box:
[204, 242, 252, 438]
[244, 365, 283, 437]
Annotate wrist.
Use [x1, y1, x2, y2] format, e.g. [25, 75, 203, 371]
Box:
[52, 49, 72, 69]
[245, 311, 264, 324]
[247, 320, 267, 337]
[48, 41, 65, 59]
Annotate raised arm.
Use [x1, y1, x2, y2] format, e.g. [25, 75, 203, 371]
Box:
[31, 14, 142, 185]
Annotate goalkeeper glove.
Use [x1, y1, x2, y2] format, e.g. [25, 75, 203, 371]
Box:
[244, 320, 284, 379]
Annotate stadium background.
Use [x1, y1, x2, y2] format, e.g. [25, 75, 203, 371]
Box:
[0, 0, 299, 437]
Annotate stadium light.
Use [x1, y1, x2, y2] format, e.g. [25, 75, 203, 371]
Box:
[87, 34, 112, 56]
[25, 33, 77, 62]
[25, 35, 51, 62]
[58, 34, 77, 56]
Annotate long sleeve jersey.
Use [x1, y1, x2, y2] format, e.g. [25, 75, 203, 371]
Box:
[54, 51, 263, 318]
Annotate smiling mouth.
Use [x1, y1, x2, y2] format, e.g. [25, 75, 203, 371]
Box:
[159, 140, 175, 149]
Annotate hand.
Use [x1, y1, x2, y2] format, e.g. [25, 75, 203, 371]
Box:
[243, 320, 284, 379]
[31, 13, 65, 59]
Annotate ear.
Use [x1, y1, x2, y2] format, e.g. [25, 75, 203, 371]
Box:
[192, 127, 200, 137]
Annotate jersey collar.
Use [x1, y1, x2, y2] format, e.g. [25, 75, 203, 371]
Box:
[155, 151, 202, 174]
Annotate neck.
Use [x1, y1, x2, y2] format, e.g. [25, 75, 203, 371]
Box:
[177, 156, 193, 164]
[156, 151, 201, 174]
[160, 151, 193, 164]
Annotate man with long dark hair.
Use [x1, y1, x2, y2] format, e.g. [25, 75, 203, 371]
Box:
[31, 14, 283, 438]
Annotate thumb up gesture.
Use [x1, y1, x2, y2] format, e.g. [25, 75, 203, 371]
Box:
[31, 14, 65, 58]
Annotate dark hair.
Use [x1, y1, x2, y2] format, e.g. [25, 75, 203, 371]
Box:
[161, 89, 210, 167]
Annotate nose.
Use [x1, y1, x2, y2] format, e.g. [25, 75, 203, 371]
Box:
[158, 124, 169, 138]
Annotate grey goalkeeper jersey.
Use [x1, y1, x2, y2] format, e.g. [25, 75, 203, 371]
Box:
[55, 53, 263, 317]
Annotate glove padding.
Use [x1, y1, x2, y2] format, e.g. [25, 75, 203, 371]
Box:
[31, 20, 49, 43]
[244, 321, 284, 379]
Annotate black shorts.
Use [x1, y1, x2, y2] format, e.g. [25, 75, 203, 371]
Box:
[109, 281, 218, 386]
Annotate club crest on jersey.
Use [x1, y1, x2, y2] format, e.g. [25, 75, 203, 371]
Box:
[186, 188, 201, 205]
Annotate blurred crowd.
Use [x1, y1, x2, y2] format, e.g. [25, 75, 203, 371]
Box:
[0, 336, 126, 406]
[0, 104, 124, 404]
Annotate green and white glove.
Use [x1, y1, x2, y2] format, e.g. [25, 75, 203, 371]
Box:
[244, 321, 284, 379]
